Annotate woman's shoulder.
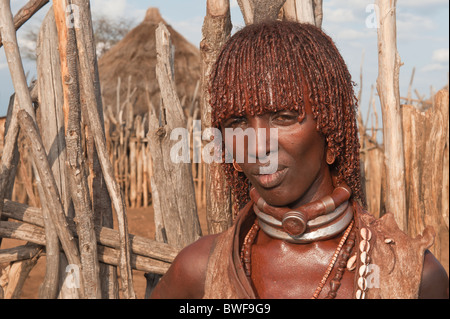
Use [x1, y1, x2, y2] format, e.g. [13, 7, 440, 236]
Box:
[419, 250, 449, 299]
[150, 234, 219, 299]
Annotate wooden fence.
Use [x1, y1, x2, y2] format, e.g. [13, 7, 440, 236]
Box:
[5, 93, 206, 211]
[360, 89, 449, 274]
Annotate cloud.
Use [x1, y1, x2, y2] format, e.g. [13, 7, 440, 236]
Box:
[336, 28, 373, 40]
[421, 48, 450, 73]
[398, 0, 449, 8]
[91, 0, 128, 20]
[432, 48, 449, 63]
[324, 7, 357, 23]
[169, 16, 205, 46]
[397, 12, 437, 33]
[421, 63, 447, 72]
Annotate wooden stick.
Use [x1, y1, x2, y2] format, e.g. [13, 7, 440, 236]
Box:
[69, 0, 135, 298]
[50, 3, 103, 298]
[151, 23, 202, 248]
[201, 0, 233, 234]
[0, 221, 172, 275]
[65, 59, 102, 299]
[1, 243, 42, 299]
[237, 0, 286, 24]
[35, 8, 70, 299]
[375, 0, 407, 231]
[0, 0, 49, 48]
[17, 110, 85, 297]
[0, 244, 43, 264]
[313, 0, 323, 28]
[406, 67, 416, 104]
[282, 0, 315, 24]
[0, 96, 20, 227]
[0, 0, 36, 122]
[2, 199, 179, 264]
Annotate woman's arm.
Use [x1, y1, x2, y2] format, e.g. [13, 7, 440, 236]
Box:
[150, 234, 218, 299]
[418, 250, 449, 299]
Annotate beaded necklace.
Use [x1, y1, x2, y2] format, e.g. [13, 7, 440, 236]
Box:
[240, 219, 355, 299]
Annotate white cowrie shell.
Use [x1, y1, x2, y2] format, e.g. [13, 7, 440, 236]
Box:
[384, 238, 394, 244]
[360, 228, 372, 241]
[359, 239, 370, 252]
[359, 264, 368, 277]
[360, 251, 367, 264]
[358, 277, 368, 290]
[356, 289, 365, 299]
[347, 255, 357, 271]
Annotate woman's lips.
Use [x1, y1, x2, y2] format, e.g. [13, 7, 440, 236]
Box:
[252, 167, 288, 189]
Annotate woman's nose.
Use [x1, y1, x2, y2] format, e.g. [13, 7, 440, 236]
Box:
[248, 120, 278, 163]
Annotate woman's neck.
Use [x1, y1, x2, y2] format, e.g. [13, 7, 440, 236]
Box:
[289, 161, 334, 209]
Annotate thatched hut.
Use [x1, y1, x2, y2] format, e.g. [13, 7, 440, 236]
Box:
[98, 8, 201, 116]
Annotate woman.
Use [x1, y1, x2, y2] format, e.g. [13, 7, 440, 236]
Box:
[151, 21, 448, 299]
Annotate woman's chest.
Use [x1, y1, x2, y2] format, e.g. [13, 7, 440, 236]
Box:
[249, 241, 356, 299]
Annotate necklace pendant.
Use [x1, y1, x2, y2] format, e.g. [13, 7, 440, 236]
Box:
[282, 211, 307, 236]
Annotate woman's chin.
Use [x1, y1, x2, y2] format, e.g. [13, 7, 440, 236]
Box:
[255, 186, 295, 208]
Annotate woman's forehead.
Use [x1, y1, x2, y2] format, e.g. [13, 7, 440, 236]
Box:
[219, 103, 300, 122]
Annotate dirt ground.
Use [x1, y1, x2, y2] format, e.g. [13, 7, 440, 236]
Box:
[1, 205, 208, 299]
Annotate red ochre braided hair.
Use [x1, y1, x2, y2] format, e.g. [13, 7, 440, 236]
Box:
[209, 20, 366, 210]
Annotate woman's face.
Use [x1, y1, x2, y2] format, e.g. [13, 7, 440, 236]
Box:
[222, 106, 333, 209]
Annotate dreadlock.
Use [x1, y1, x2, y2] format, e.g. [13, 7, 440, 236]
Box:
[209, 21, 365, 210]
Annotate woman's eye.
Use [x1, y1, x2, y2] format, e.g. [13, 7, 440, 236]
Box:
[271, 112, 297, 125]
[224, 117, 248, 128]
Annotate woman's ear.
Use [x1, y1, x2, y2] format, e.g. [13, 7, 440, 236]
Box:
[326, 147, 336, 165]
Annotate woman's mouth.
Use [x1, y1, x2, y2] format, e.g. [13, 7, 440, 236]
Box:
[252, 167, 288, 189]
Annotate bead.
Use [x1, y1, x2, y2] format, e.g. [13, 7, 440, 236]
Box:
[327, 291, 337, 299]
[341, 251, 350, 260]
[330, 279, 341, 291]
[384, 238, 394, 244]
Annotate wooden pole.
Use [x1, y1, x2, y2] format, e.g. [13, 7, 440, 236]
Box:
[237, 0, 287, 24]
[2, 200, 180, 264]
[200, 0, 233, 234]
[401, 89, 449, 274]
[150, 23, 202, 247]
[69, 0, 135, 299]
[0, 220, 173, 275]
[35, 8, 69, 299]
[282, 0, 315, 24]
[17, 110, 85, 297]
[0, 96, 20, 231]
[0, 0, 36, 121]
[0, 0, 49, 48]
[375, 0, 407, 231]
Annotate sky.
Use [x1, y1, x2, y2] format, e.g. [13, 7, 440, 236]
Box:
[1, 0, 449, 129]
